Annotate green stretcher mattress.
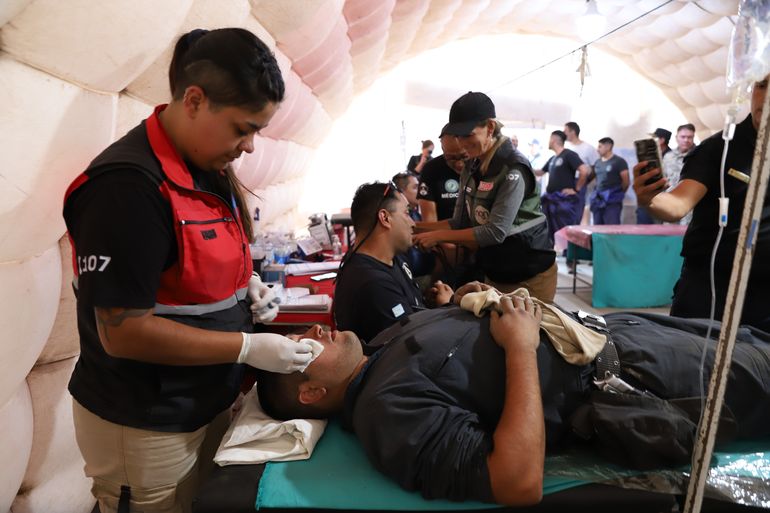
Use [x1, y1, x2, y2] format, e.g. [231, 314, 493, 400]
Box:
[254, 421, 770, 511]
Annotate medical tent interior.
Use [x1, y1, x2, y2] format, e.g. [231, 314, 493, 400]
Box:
[0, 0, 759, 512]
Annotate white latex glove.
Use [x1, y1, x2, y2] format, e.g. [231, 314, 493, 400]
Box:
[238, 332, 313, 373]
[248, 274, 280, 323]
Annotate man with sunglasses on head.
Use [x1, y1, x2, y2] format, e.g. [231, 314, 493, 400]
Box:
[333, 182, 427, 345]
[334, 182, 475, 346]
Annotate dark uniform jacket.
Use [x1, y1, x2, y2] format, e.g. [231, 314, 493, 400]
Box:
[343, 307, 770, 503]
[450, 139, 554, 283]
[671, 114, 770, 331]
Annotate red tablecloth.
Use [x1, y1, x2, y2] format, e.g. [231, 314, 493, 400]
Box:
[270, 272, 336, 328]
[555, 224, 687, 251]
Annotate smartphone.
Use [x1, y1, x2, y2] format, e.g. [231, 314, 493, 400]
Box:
[310, 272, 337, 281]
[634, 138, 664, 187]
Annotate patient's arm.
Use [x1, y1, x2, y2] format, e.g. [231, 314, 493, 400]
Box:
[487, 296, 544, 506]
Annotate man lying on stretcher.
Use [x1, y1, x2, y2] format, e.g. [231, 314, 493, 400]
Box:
[255, 282, 770, 506]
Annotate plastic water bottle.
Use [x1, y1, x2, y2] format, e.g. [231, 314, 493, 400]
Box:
[332, 234, 342, 258]
[250, 238, 266, 275]
[264, 239, 275, 265]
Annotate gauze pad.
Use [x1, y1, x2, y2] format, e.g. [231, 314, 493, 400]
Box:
[298, 338, 325, 372]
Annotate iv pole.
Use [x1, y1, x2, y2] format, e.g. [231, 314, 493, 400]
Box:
[683, 86, 770, 513]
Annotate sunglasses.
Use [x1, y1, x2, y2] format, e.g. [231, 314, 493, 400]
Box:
[367, 181, 401, 244]
[339, 181, 400, 272]
[382, 180, 399, 197]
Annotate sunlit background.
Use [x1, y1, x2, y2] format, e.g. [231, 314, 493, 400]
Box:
[299, 32, 716, 219]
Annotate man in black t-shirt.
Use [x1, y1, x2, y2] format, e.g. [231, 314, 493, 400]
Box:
[418, 135, 468, 222]
[334, 250, 423, 345]
[589, 137, 629, 225]
[539, 130, 590, 242]
[334, 183, 450, 344]
[634, 75, 769, 331]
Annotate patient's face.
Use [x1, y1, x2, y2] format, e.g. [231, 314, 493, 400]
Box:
[289, 325, 364, 383]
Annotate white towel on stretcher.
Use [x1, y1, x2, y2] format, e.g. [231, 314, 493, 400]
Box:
[214, 384, 327, 466]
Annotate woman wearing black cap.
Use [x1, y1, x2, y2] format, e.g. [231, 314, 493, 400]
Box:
[62, 28, 313, 512]
[414, 92, 557, 301]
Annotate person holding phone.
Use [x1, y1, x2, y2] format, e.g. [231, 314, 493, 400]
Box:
[407, 139, 434, 174]
[63, 28, 313, 512]
[633, 75, 770, 331]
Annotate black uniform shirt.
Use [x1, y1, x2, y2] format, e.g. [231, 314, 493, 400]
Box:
[333, 253, 424, 344]
[418, 155, 461, 221]
[680, 115, 769, 277]
[544, 148, 584, 193]
[66, 169, 174, 310]
[342, 307, 770, 503]
[342, 307, 592, 503]
[63, 123, 247, 432]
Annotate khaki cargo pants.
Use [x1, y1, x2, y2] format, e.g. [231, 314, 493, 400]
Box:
[486, 261, 557, 302]
[72, 400, 229, 513]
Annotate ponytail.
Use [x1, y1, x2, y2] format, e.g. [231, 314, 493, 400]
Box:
[223, 167, 255, 242]
[168, 28, 284, 111]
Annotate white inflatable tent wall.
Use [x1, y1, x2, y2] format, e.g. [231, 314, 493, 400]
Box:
[0, 1, 739, 511]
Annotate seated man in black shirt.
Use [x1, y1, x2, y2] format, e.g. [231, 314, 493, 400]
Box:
[333, 182, 453, 344]
[257, 294, 770, 506]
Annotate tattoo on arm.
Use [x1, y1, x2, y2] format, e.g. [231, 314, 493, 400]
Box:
[94, 307, 150, 347]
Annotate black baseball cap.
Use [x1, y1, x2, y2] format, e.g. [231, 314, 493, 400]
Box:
[439, 91, 496, 137]
[650, 128, 672, 142]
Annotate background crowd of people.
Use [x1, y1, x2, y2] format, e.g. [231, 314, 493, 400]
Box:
[359, 78, 768, 335]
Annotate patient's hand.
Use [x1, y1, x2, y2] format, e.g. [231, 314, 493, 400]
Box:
[427, 280, 453, 306]
[490, 295, 541, 353]
[452, 281, 495, 306]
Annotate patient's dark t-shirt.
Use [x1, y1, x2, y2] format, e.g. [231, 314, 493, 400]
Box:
[333, 253, 425, 344]
[342, 308, 770, 503]
[343, 307, 592, 503]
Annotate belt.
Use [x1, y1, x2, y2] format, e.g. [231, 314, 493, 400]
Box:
[577, 311, 656, 397]
[576, 311, 621, 380]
